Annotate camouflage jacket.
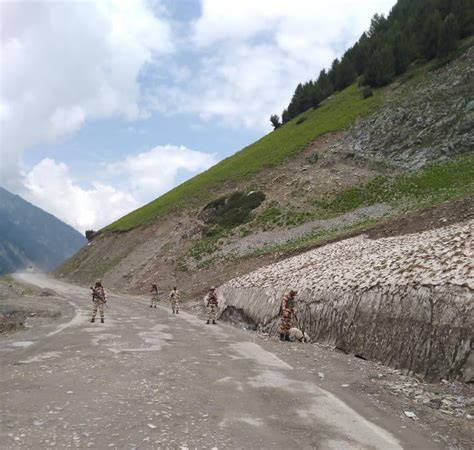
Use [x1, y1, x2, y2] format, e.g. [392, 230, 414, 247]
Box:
[282, 292, 296, 310]
[205, 292, 218, 307]
[169, 289, 180, 301]
[91, 286, 107, 303]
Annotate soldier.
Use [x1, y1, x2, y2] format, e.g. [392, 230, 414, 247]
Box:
[205, 286, 218, 324]
[90, 280, 107, 323]
[279, 290, 297, 341]
[169, 286, 180, 314]
[150, 284, 159, 308]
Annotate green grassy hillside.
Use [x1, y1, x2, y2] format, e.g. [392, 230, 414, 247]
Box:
[105, 84, 381, 232]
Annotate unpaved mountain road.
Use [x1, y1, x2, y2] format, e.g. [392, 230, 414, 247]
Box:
[1, 274, 443, 449]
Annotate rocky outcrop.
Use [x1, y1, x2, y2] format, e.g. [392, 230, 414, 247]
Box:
[323, 46, 474, 170]
[218, 220, 474, 382]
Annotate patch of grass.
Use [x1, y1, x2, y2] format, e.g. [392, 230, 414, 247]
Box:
[239, 216, 386, 259]
[104, 83, 382, 232]
[176, 256, 189, 272]
[187, 237, 221, 261]
[255, 202, 282, 227]
[314, 156, 474, 215]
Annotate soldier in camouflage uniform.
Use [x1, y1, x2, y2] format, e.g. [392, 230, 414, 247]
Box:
[169, 286, 180, 314]
[205, 286, 218, 324]
[150, 284, 159, 308]
[279, 290, 297, 341]
[90, 280, 107, 323]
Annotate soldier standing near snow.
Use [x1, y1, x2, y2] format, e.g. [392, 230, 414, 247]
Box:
[205, 286, 218, 324]
[279, 290, 297, 341]
[150, 284, 159, 308]
[169, 286, 180, 314]
[90, 280, 107, 323]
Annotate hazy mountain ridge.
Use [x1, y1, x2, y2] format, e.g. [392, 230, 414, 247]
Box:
[0, 187, 86, 274]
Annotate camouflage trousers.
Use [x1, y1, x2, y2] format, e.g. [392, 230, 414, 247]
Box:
[171, 299, 179, 313]
[279, 316, 291, 335]
[92, 300, 105, 319]
[151, 295, 159, 307]
[207, 304, 217, 321]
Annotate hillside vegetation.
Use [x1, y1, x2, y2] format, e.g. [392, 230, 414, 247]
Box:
[105, 84, 381, 232]
[278, 0, 474, 124]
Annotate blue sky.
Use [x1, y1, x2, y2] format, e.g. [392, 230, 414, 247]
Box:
[1, 0, 396, 232]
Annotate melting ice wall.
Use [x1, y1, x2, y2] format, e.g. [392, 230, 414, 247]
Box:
[218, 221, 474, 382]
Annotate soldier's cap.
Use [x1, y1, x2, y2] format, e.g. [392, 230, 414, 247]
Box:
[95, 280, 102, 287]
[210, 286, 216, 290]
[289, 289, 297, 295]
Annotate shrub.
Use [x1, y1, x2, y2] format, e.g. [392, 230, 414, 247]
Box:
[85, 230, 96, 241]
[362, 86, 373, 99]
[296, 117, 307, 125]
[202, 191, 266, 228]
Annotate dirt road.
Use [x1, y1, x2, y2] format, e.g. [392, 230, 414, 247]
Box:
[1, 274, 443, 449]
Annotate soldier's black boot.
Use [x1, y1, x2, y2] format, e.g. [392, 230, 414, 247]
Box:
[91, 318, 95, 323]
[150, 305, 153, 308]
[279, 333, 285, 341]
[101, 318, 104, 323]
[206, 320, 210, 324]
[285, 334, 291, 341]
[212, 320, 216, 324]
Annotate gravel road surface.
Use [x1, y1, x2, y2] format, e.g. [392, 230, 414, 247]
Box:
[0, 274, 443, 449]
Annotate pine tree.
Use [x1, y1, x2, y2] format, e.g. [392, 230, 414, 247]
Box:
[277, 0, 474, 123]
[309, 85, 323, 108]
[392, 31, 410, 75]
[368, 13, 387, 38]
[315, 69, 333, 99]
[334, 58, 357, 90]
[270, 114, 282, 130]
[421, 10, 442, 60]
[364, 44, 395, 87]
[352, 34, 370, 74]
[452, 0, 474, 38]
[438, 13, 460, 57]
[328, 59, 340, 86]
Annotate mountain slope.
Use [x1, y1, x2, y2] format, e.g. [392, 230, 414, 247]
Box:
[105, 84, 381, 232]
[57, 43, 474, 297]
[0, 187, 86, 274]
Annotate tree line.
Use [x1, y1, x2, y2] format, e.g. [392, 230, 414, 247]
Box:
[271, 0, 473, 129]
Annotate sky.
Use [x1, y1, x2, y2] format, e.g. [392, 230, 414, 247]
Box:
[0, 0, 396, 233]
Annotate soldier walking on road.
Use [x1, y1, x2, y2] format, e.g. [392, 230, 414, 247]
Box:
[150, 284, 159, 308]
[205, 286, 218, 324]
[90, 280, 107, 323]
[279, 290, 297, 341]
[169, 286, 180, 314]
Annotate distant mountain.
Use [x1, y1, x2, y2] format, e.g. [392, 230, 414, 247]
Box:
[0, 187, 86, 274]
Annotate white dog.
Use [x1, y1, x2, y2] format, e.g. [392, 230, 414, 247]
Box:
[289, 327, 310, 343]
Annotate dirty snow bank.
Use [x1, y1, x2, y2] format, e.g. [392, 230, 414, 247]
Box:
[218, 220, 473, 382]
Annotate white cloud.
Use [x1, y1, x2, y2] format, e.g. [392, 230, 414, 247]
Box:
[157, 0, 396, 129]
[0, 0, 173, 187]
[23, 158, 139, 233]
[22, 145, 217, 232]
[107, 144, 217, 200]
